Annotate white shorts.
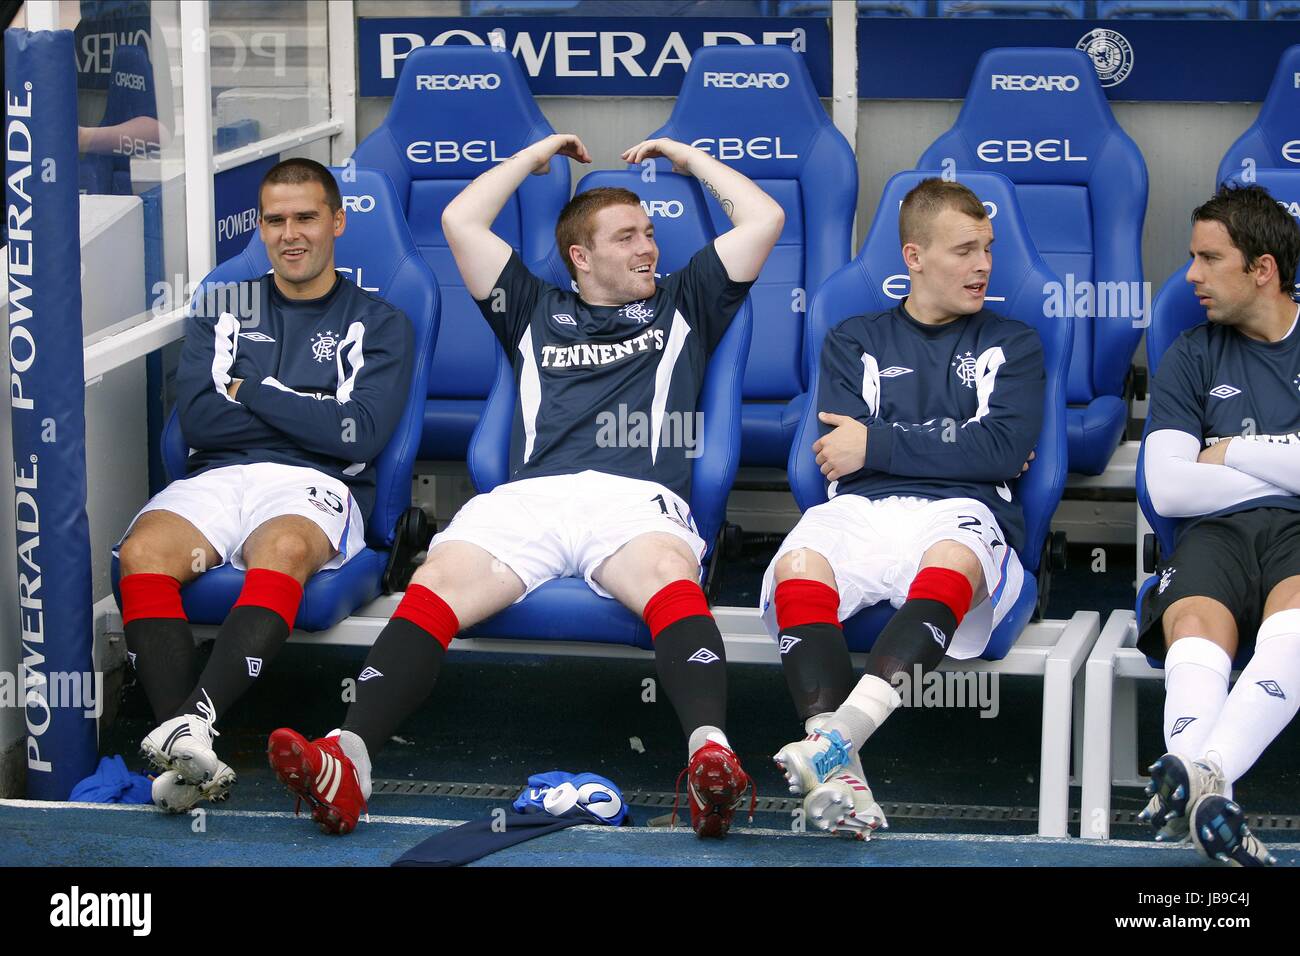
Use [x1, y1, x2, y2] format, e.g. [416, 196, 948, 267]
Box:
[759, 495, 1025, 660]
[115, 462, 366, 572]
[429, 470, 707, 601]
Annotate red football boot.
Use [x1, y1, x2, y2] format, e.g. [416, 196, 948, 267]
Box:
[267, 728, 368, 835]
[674, 740, 756, 839]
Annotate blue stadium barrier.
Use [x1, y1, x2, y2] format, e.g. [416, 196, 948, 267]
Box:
[938, 0, 1085, 16]
[1098, 0, 1248, 17]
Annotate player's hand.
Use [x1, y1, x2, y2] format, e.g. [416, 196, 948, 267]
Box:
[621, 137, 695, 175]
[1021, 450, 1036, 474]
[227, 378, 243, 400]
[523, 133, 591, 175]
[813, 412, 868, 481]
[1197, 438, 1231, 466]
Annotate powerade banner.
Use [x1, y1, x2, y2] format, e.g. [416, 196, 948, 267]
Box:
[214, 154, 278, 264]
[358, 17, 829, 97]
[860, 18, 1300, 102]
[5, 30, 98, 798]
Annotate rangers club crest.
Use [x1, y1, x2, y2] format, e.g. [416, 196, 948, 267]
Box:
[951, 351, 977, 388]
[620, 300, 654, 324]
[1158, 566, 1176, 595]
[311, 330, 339, 363]
[1075, 28, 1134, 88]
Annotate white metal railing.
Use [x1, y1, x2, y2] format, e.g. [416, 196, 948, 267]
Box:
[213, 118, 344, 173]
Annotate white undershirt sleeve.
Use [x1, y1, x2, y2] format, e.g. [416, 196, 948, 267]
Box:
[1224, 438, 1300, 496]
[1144, 428, 1293, 518]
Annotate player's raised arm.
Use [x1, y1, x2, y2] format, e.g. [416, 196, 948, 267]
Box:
[622, 137, 784, 283]
[442, 133, 592, 300]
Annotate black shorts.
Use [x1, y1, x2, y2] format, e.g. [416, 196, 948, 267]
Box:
[1137, 507, 1300, 662]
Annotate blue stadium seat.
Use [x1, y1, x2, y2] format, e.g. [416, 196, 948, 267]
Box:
[779, 0, 928, 14]
[788, 170, 1072, 659]
[464, 170, 753, 648]
[642, 45, 856, 469]
[938, 0, 1084, 16]
[919, 47, 1148, 477]
[1217, 45, 1300, 186]
[352, 45, 569, 462]
[79, 43, 155, 197]
[1098, 0, 1246, 17]
[112, 168, 440, 631]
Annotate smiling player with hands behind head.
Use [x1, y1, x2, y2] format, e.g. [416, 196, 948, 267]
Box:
[267, 132, 785, 839]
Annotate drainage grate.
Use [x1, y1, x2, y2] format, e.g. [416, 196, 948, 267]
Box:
[371, 779, 1040, 823]
[372, 779, 1300, 830]
[1107, 807, 1300, 831]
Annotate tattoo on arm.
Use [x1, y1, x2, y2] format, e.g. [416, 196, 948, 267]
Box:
[701, 179, 735, 219]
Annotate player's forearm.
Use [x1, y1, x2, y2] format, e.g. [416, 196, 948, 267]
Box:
[178, 390, 285, 449]
[442, 148, 544, 239]
[1145, 429, 1291, 517]
[865, 419, 1031, 482]
[679, 147, 784, 231]
[240, 383, 388, 461]
[1224, 438, 1300, 496]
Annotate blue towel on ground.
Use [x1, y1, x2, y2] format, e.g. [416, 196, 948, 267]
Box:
[394, 771, 630, 866]
[68, 755, 153, 804]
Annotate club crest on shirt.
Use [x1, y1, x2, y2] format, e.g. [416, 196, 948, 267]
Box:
[311, 330, 339, 363]
[951, 351, 977, 388]
[619, 300, 654, 324]
[1158, 566, 1176, 595]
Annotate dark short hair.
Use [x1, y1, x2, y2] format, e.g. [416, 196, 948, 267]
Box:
[899, 177, 988, 248]
[1192, 183, 1300, 294]
[258, 158, 342, 214]
[555, 187, 643, 281]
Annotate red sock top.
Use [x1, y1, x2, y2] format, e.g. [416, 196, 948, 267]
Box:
[643, 580, 711, 640]
[773, 578, 841, 631]
[119, 573, 186, 626]
[907, 566, 974, 626]
[234, 568, 304, 629]
[392, 583, 460, 649]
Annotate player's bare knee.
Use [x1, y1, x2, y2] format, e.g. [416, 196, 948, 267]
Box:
[119, 527, 188, 577]
[1163, 598, 1237, 654]
[248, 531, 318, 579]
[648, 539, 699, 587]
[1263, 575, 1300, 617]
[409, 547, 456, 591]
[774, 548, 833, 585]
[119, 531, 160, 576]
[921, 539, 984, 594]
